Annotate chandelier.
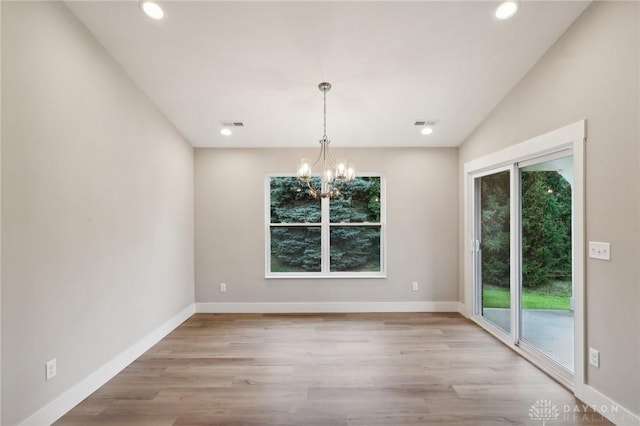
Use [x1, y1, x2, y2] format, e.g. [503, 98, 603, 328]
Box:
[296, 82, 355, 199]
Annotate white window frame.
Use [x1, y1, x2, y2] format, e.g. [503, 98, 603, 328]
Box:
[265, 173, 386, 279]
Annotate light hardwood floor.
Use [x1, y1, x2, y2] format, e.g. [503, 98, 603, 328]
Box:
[55, 313, 611, 425]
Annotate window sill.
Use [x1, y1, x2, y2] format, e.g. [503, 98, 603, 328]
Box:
[265, 273, 387, 280]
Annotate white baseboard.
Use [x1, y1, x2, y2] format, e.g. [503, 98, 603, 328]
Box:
[196, 301, 462, 313]
[576, 385, 640, 426]
[457, 302, 470, 317]
[19, 303, 196, 426]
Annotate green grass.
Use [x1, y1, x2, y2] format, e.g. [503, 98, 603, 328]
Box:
[483, 284, 571, 310]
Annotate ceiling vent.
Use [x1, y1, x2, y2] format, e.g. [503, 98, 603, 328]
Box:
[414, 119, 439, 127]
[221, 121, 244, 127]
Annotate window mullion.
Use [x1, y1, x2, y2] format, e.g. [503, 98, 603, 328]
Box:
[321, 196, 330, 273]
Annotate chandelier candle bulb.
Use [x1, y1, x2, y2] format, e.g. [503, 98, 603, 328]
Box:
[325, 169, 334, 182]
[297, 159, 311, 180]
[346, 165, 355, 181]
[336, 160, 347, 178]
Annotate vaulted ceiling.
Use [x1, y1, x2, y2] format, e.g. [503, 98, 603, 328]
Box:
[66, 1, 590, 148]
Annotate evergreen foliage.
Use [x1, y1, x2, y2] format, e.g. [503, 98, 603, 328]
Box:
[480, 171, 511, 288]
[269, 176, 381, 272]
[521, 171, 572, 288]
[480, 170, 572, 289]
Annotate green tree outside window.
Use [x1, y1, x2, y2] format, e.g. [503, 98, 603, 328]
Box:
[268, 176, 383, 275]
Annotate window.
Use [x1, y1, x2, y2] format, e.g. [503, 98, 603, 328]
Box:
[266, 175, 385, 278]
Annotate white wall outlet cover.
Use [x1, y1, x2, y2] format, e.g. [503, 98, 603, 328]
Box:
[46, 359, 57, 381]
[589, 348, 600, 368]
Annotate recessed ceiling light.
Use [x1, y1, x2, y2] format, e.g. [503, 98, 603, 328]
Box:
[220, 128, 232, 136]
[495, 1, 519, 20]
[140, 1, 165, 20]
[421, 127, 434, 135]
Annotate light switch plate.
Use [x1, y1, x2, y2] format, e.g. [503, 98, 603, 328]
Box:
[589, 241, 610, 261]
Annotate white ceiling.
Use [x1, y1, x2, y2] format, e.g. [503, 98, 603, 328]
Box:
[66, 1, 590, 148]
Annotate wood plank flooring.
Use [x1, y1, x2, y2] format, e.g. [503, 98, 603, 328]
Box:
[55, 313, 611, 425]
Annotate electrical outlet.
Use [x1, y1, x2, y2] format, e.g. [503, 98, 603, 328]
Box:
[46, 359, 57, 381]
[412, 282, 419, 292]
[589, 348, 600, 368]
[220, 282, 227, 293]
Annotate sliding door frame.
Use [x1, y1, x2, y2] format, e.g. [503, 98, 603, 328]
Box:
[463, 120, 585, 393]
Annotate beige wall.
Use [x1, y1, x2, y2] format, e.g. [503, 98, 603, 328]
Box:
[195, 148, 458, 305]
[459, 1, 639, 414]
[1, 2, 195, 425]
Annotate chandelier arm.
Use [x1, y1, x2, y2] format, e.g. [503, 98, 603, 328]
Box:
[311, 139, 325, 168]
[306, 179, 317, 193]
[324, 139, 338, 168]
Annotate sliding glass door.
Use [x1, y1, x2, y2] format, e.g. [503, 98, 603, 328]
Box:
[472, 151, 575, 378]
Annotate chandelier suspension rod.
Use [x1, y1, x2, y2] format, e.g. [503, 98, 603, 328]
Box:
[323, 85, 327, 138]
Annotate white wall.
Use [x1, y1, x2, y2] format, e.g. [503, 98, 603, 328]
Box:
[195, 148, 458, 308]
[1, 2, 195, 425]
[459, 1, 639, 416]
